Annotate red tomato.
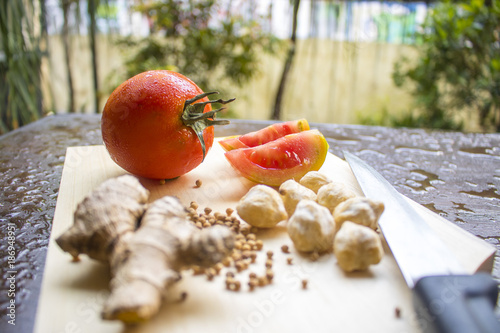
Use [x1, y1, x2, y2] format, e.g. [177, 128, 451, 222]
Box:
[224, 130, 329, 186]
[101, 70, 232, 180]
[219, 119, 310, 151]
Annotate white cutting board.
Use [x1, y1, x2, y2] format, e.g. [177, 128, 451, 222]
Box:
[34, 139, 495, 333]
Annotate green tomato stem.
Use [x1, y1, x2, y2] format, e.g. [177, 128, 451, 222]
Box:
[182, 91, 234, 160]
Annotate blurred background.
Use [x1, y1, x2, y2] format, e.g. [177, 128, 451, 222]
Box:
[1, 0, 499, 135]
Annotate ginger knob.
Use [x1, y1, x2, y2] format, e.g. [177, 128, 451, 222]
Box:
[316, 181, 357, 213]
[287, 199, 336, 253]
[279, 179, 317, 216]
[334, 221, 384, 272]
[236, 185, 287, 228]
[299, 171, 333, 193]
[333, 197, 384, 230]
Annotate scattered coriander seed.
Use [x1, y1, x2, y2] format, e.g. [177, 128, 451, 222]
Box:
[266, 251, 274, 259]
[178, 291, 188, 302]
[265, 269, 274, 281]
[258, 276, 269, 287]
[302, 279, 308, 289]
[159, 179, 166, 185]
[249, 272, 257, 279]
[242, 244, 251, 251]
[248, 280, 257, 291]
[242, 250, 252, 259]
[195, 179, 202, 188]
[232, 252, 242, 261]
[246, 233, 256, 241]
[265, 259, 273, 268]
[287, 257, 293, 265]
[214, 263, 223, 273]
[204, 207, 212, 215]
[226, 208, 234, 216]
[226, 279, 241, 292]
[233, 280, 241, 291]
[190, 201, 198, 210]
[395, 307, 402, 318]
[235, 261, 245, 272]
[255, 240, 264, 250]
[226, 271, 235, 278]
[281, 245, 290, 253]
[222, 257, 232, 267]
[225, 279, 234, 290]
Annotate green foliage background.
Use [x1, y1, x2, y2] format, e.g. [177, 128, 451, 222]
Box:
[2, 1, 500, 134]
[0, 0, 45, 134]
[111, 0, 281, 105]
[392, 0, 500, 132]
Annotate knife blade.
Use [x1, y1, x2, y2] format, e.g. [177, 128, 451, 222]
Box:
[343, 151, 500, 333]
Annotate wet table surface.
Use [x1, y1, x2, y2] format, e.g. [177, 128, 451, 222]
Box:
[1, 114, 499, 332]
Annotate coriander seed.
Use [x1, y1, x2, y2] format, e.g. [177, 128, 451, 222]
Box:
[302, 279, 308, 289]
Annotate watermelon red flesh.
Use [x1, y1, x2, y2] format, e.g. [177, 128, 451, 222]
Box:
[219, 119, 309, 151]
[224, 129, 329, 187]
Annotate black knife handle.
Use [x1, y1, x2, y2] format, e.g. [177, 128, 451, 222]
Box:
[413, 273, 500, 333]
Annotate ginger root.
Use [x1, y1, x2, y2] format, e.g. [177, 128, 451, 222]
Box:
[103, 196, 234, 323]
[56, 175, 149, 262]
[56, 175, 235, 324]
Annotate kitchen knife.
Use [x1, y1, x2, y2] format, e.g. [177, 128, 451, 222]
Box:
[343, 151, 500, 333]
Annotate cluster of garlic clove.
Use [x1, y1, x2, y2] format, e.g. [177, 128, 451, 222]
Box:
[235, 170, 386, 273]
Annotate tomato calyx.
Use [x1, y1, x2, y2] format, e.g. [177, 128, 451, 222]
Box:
[182, 91, 234, 160]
